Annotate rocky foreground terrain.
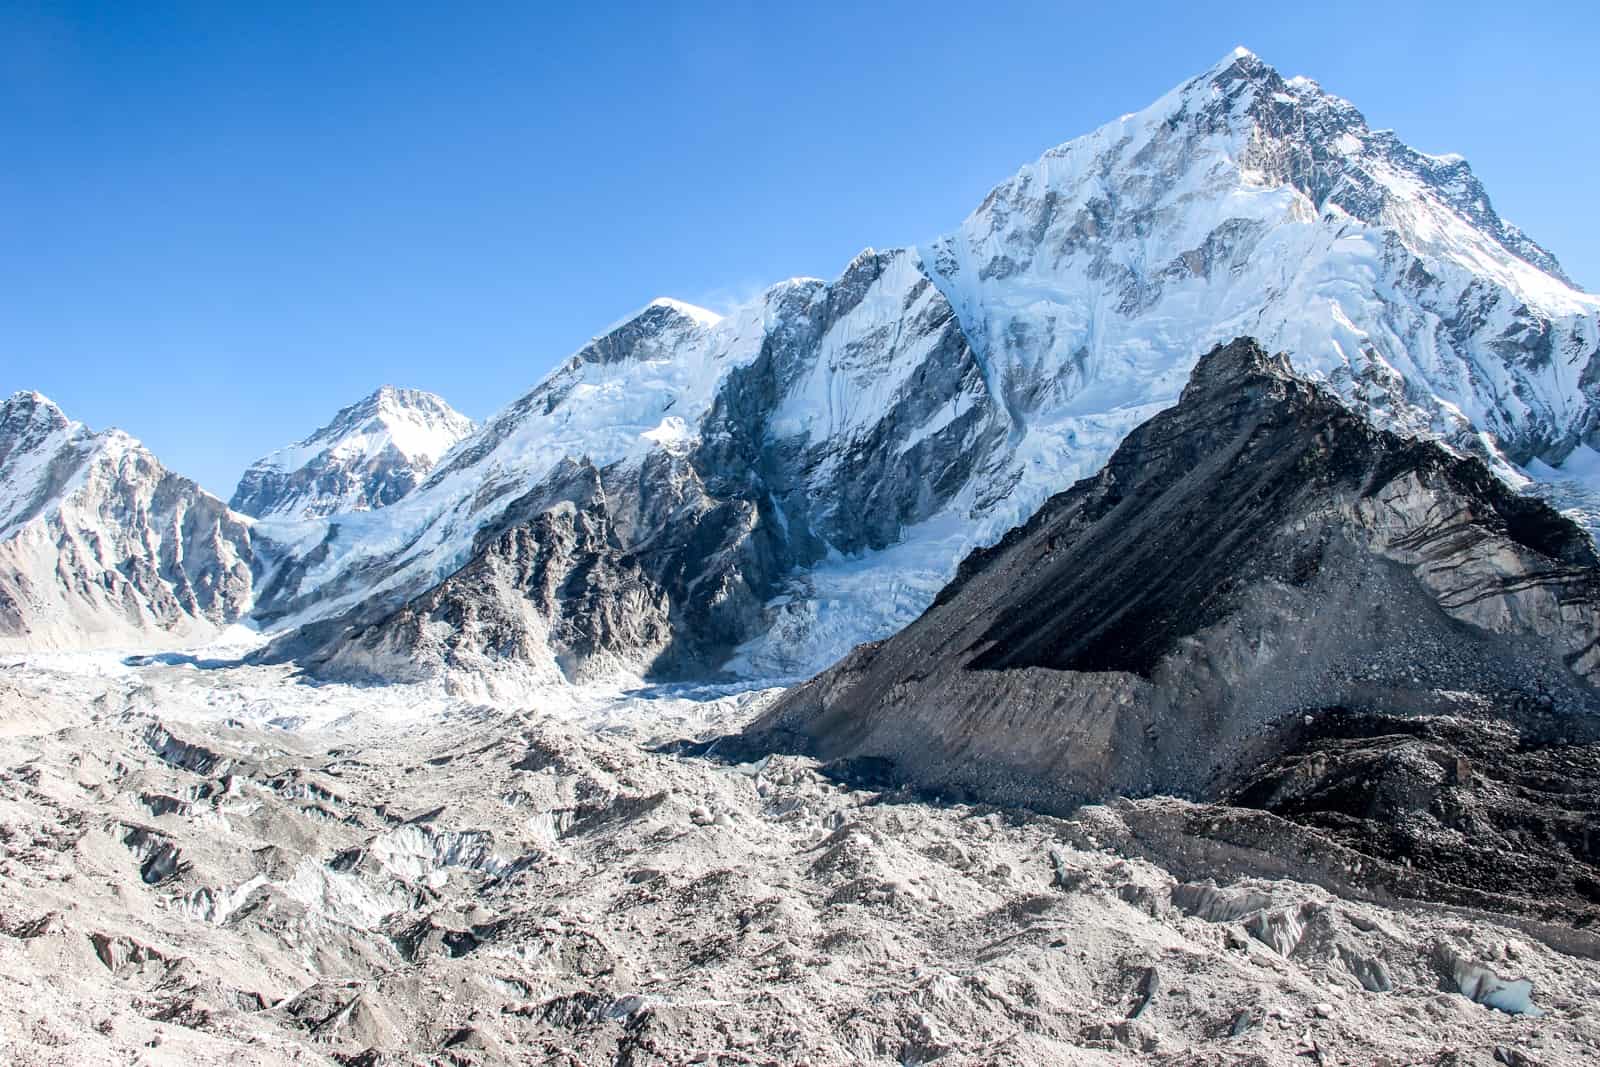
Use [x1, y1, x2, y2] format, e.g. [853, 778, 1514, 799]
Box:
[2, 653, 1599, 1066]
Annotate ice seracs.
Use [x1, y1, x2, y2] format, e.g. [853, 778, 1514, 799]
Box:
[230, 385, 474, 520]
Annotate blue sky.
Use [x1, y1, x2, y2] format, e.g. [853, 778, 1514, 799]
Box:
[3, 1, 1596, 496]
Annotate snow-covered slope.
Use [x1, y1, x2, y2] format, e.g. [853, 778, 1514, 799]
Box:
[253, 268, 1004, 687]
[0, 392, 254, 651]
[230, 386, 473, 520]
[921, 46, 1597, 505]
[249, 48, 1600, 686]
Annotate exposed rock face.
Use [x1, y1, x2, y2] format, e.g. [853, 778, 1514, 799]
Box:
[749, 339, 1600, 819]
[0, 392, 254, 651]
[230, 385, 473, 520]
[1224, 709, 1600, 922]
[300, 459, 676, 693]
[245, 48, 1600, 686]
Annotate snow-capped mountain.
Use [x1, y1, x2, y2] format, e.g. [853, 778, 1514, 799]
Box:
[752, 338, 1600, 810]
[252, 277, 998, 690]
[0, 391, 254, 650]
[231, 385, 474, 520]
[247, 47, 1600, 689]
[6, 48, 1598, 679]
[921, 46, 1597, 489]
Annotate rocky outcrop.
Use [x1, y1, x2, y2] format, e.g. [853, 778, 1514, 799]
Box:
[0, 391, 254, 651]
[748, 339, 1600, 816]
[231, 385, 473, 520]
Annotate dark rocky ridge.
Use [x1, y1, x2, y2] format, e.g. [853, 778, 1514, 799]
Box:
[745, 338, 1600, 921]
[299, 459, 674, 686]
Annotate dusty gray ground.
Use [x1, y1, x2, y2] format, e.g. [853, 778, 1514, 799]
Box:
[2, 655, 1598, 1065]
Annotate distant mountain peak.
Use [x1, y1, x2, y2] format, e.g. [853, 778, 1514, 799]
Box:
[1, 390, 70, 432]
[230, 386, 474, 520]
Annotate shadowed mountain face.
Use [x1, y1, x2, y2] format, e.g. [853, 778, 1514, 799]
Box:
[748, 339, 1600, 820]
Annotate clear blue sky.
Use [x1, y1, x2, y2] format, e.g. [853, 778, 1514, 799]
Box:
[3, 1, 1596, 497]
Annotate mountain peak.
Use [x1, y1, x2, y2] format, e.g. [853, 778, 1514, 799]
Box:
[575, 298, 726, 371]
[592, 298, 722, 344]
[1201, 44, 1269, 81]
[1183, 337, 1295, 398]
[231, 386, 474, 520]
[646, 297, 722, 328]
[2, 390, 69, 428]
[1, 393, 82, 488]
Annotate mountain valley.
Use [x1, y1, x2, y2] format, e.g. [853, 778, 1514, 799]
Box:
[3, 47, 1600, 1066]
